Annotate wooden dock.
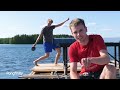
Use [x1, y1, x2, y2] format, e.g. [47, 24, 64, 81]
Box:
[19, 63, 81, 79]
[19, 62, 120, 79]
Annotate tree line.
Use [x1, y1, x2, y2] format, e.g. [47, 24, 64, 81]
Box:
[0, 34, 73, 44]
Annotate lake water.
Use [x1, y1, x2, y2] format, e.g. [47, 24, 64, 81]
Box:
[0, 44, 119, 79]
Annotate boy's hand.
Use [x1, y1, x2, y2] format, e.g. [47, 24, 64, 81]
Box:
[66, 18, 69, 21]
[31, 46, 36, 51]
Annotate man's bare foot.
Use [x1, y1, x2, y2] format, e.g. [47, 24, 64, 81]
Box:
[54, 62, 58, 66]
[33, 60, 38, 66]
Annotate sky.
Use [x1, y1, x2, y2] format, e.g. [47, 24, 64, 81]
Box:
[0, 11, 120, 38]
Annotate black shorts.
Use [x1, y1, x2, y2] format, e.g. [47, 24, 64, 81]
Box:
[79, 69, 103, 79]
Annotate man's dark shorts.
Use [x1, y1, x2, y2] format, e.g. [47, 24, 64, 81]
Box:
[79, 69, 103, 79]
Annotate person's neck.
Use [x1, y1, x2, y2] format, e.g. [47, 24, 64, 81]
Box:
[79, 35, 89, 46]
[47, 23, 51, 26]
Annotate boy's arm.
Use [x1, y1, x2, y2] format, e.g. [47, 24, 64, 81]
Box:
[32, 31, 43, 47]
[55, 18, 69, 28]
[70, 62, 79, 79]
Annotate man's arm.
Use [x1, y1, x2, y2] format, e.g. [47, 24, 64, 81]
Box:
[82, 49, 110, 67]
[54, 18, 69, 28]
[32, 31, 43, 47]
[70, 62, 79, 79]
[89, 35, 110, 65]
[89, 49, 110, 65]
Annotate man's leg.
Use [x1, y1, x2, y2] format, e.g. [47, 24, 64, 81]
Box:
[54, 48, 61, 65]
[99, 64, 116, 79]
[33, 42, 52, 66]
[33, 53, 50, 66]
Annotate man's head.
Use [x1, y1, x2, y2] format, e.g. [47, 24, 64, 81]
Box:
[47, 19, 53, 26]
[69, 18, 88, 42]
[69, 18, 85, 30]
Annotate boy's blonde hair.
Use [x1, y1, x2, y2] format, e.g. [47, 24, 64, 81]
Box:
[69, 18, 85, 30]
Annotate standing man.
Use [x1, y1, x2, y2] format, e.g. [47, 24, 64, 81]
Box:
[68, 18, 116, 79]
[32, 18, 69, 66]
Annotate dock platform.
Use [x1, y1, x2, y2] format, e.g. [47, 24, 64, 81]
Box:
[19, 63, 81, 79]
[19, 62, 120, 79]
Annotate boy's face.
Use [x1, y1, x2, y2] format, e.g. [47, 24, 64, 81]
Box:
[71, 24, 87, 42]
[47, 19, 53, 25]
